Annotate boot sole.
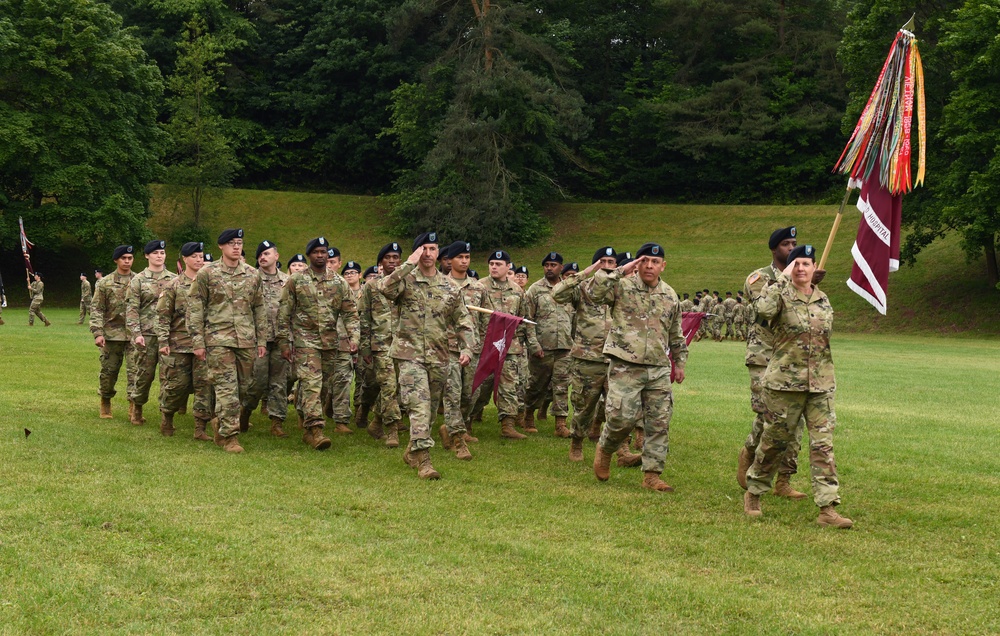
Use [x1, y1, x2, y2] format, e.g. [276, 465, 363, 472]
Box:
[313, 439, 332, 451]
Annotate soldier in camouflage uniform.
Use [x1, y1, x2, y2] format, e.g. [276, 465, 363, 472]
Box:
[523, 252, 574, 437]
[156, 242, 213, 440]
[324, 259, 360, 435]
[721, 292, 737, 339]
[552, 246, 643, 467]
[240, 240, 291, 437]
[590, 243, 688, 492]
[78, 273, 93, 324]
[126, 240, 177, 426]
[377, 233, 475, 479]
[341, 261, 370, 430]
[732, 296, 746, 341]
[438, 241, 488, 458]
[91, 245, 137, 418]
[679, 293, 693, 313]
[27, 273, 50, 326]
[738, 226, 821, 499]
[744, 244, 852, 529]
[188, 229, 268, 454]
[358, 242, 404, 446]
[277, 237, 359, 451]
[470, 251, 530, 439]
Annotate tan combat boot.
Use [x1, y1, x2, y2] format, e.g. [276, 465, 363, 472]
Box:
[616, 445, 643, 468]
[463, 421, 479, 443]
[593, 445, 613, 481]
[354, 404, 369, 429]
[334, 422, 353, 434]
[402, 442, 418, 468]
[523, 409, 538, 433]
[385, 424, 400, 448]
[817, 506, 853, 529]
[737, 446, 753, 489]
[193, 418, 212, 442]
[221, 435, 244, 454]
[260, 398, 268, 414]
[744, 491, 762, 517]
[554, 416, 571, 438]
[515, 410, 525, 429]
[239, 407, 252, 433]
[587, 419, 601, 442]
[569, 437, 584, 462]
[631, 428, 644, 451]
[641, 471, 674, 492]
[451, 433, 472, 461]
[366, 414, 385, 440]
[211, 419, 224, 447]
[774, 474, 808, 500]
[160, 412, 175, 437]
[131, 403, 145, 426]
[99, 398, 113, 419]
[415, 449, 441, 480]
[439, 424, 453, 450]
[500, 416, 527, 439]
[270, 417, 288, 438]
[538, 403, 548, 421]
[309, 426, 332, 450]
[128, 400, 135, 422]
[43, 319, 51, 327]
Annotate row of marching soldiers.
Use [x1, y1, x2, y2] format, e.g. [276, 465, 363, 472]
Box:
[680, 290, 752, 342]
[88, 229, 683, 487]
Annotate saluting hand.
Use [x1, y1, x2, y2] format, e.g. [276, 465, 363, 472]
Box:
[622, 256, 646, 276]
[581, 261, 602, 277]
[406, 248, 422, 265]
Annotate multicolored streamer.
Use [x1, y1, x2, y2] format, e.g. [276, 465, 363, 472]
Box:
[834, 23, 926, 195]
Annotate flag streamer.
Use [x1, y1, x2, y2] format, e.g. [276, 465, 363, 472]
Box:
[19, 217, 35, 286]
[833, 23, 925, 195]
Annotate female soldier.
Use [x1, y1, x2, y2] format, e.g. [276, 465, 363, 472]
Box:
[743, 244, 853, 529]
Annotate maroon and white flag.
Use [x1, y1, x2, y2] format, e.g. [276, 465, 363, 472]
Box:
[846, 174, 902, 315]
[471, 311, 524, 401]
[680, 312, 707, 346]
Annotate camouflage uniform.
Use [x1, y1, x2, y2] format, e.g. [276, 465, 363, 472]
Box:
[378, 261, 475, 450]
[698, 295, 714, 339]
[721, 296, 738, 339]
[746, 275, 840, 507]
[524, 278, 574, 417]
[732, 300, 746, 341]
[591, 268, 688, 474]
[90, 272, 137, 399]
[679, 298, 694, 313]
[551, 273, 611, 439]
[126, 268, 177, 407]
[443, 275, 488, 435]
[244, 268, 290, 421]
[27, 280, 48, 325]
[743, 264, 801, 475]
[79, 278, 92, 324]
[325, 280, 360, 426]
[156, 273, 212, 420]
[358, 275, 402, 427]
[276, 267, 359, 431]
[470, 275, 529, 421]
[710, 296, 724, 340]
[188, 261, 267, 439]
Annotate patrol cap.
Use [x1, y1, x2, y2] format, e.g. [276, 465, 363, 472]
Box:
[112, 245, 134, 261]
[305, 237, 328, 254]
[489, 250, 512, 264]
[327, 246, 340, 259]
[468, 269, 479, 279]
[615, 252, 633, 267]
[203, 253, 214, 262]
[181, 242, 204, 257]
[363, 265, 378, 278]
[413, 231, 439, 251]
[636, 243, 664, 259]
[341, 260, 362, 275]
[256, 240, 276, 259]
[446, 241, 471, 258]
[562, 262, 579, 275]
[592, 246, 617, 264]
[217, 228, 243, 245]
[787, 244, 815, 263]
[288, 253, 306, 266]
[377, 242, 402, 263]
[514, 265, 528, 276]
[769, 226, 796, 250]
[144, 239, 166, 254]
[542, 251, 563, 266]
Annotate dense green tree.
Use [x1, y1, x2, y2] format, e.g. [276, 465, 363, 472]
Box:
[162, 15, 241, 228]
[0, 0, 165, 261]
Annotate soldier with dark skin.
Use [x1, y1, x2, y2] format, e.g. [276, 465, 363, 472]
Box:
[188, 229, 268, 454]
[126, 240, 177, 425]
[27, 273, 50, 326]
[744, 244, 852, 529]
[377, 233, 475, 479]
[276, 238, 360, 451]
[91, 246, 137, 418]
[78, 273, 93, 324]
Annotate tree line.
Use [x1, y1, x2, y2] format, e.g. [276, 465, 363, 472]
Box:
[1, 0, 999, 285]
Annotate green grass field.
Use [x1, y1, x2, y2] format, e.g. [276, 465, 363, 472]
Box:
[1, 310, 998, 634]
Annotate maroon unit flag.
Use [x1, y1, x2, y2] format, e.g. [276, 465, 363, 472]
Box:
[471, 311, 524, 401]
[680, 312, 707, 346]
[846, 173, 901, 315]
[19, 216, 34, 277]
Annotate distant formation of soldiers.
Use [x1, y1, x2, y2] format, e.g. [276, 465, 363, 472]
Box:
[680, 289, 751, 342]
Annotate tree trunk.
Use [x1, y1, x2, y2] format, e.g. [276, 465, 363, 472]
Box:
[985, 234, 999, 287]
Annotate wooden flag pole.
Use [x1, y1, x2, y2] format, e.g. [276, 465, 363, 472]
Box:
[818, 184, 855, 272]
[466, 305, 537, 326]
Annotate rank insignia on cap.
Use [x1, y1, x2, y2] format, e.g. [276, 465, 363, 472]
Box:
[790, 227, 796, 238]
[237, 229, 243, 238]
[606, 248, 613, 255]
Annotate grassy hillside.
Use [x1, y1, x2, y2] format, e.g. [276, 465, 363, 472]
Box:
[4, 187, 995, 335]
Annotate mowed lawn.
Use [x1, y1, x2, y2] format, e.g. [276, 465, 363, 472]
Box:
[1, 310, 998, 634]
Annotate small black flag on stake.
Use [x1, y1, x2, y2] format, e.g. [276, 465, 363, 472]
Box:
[24, 428, 31, 438]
